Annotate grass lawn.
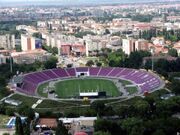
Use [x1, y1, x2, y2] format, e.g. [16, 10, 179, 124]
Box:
[54, 78, 119, 98]
[0, 115, 10, 128]
[8, 94, 38, 107]
[85, 57, 98, 61]
[37, 82, 49, 97]
[36, 99, 79, 109]
[119, 79, 132, 85]
[126, 87, 138, 95]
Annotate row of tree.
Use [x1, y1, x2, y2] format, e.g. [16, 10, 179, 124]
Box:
[139, 29, 180, 42]
[99, 49, 151, 69]
[42, 44, 58, 55]
[144, 57, 180, 78]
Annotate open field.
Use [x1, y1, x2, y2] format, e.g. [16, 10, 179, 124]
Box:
[126, 86, 138, 94]
[119, 79, 133, 85]
[38, 78, 120, 98]
[0, 115, 10, 128]
[55, 78, 119, 98]
[7, 94, 38, 107]
[37, 82, 49, 97]
[36, 99, 79, 109]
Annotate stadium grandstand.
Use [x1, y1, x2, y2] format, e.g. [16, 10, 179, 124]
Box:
[13, 67, 163, 98]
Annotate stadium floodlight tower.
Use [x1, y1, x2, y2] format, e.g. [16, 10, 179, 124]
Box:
[58, 44, 61, 57]
[10, 52, 13, 73]
[56, 43, 61, 68]
[150, 46, 155, 72]
[9, 39, 13, 73]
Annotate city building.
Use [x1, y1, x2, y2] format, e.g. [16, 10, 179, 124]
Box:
[135, 39, 149, 51]
[11, 49, 50, 64]
[0, 34, 15, 49]
[122, 38, 136, 55]
[21, 34, 42, 51]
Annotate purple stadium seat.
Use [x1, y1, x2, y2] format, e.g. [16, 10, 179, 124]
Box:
[16, 67, 162, 95]
[89, 67, 101, 76]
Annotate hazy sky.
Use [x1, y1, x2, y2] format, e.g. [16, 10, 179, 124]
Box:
[0, 0, 179, 5]
[1, 0, 176, 2]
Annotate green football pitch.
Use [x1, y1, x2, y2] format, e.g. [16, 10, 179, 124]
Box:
[38, 78, 120, 98]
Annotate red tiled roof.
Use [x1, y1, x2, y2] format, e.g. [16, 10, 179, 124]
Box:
[39, 118, 57, 128]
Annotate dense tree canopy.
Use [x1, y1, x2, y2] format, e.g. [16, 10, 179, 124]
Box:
[42, 44, 58, 55]
[86, 60, 94, 67]
[108, 49, 126, 67]
[56, 120, 69, 135]
[44, 56, 58, 69]
[140, 29, 180, 42]
[32, 32, 42, 39]
[15, 116, 24, 135]
[168, 48, 178, 57]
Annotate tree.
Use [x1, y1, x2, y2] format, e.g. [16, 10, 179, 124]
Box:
[131, 14, 153, 22]
[121, 117, 143, 135]
[108, 49, 126, 67]
[56, 120, 68, 135]
[169, 35, 177, 42]
[152, 129, 165, 135]
[44, 56, 58, 69]
[96, 62, 102, 67]
[32, 32, 42, 39]
[105, 29, 110, 35]
[171, 80, 180, 94]
[74, 31, 95, 38]
[133, 100, 150, 116]
[126, 51, 151, 69]
[5, 108, 14, 116]
[168, 48, 178, 57]
[144, 59, 152, 70]
[42, 45, 58, 55]
[23, 118, 30, 135]
[94, 131, 111, 135]
[15, 116, 24, 135]
[91, 101, 106, 116]
[52, 47, 58, 55]
[0, 76, 6, 87]
[15, 45, 22, 52]
[67, 64, 73, 68]
[154, 59, 169, 77]
[86, 60, 94, 67]
[3, 133, 10, 135]
[94, 119, 123, 135]
[17, 105, 35, 120]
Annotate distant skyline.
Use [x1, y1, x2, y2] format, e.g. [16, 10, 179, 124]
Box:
[0, 0, 179, 6]
[1, 0, 179, 1]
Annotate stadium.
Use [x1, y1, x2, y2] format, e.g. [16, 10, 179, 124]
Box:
[14, 67, 164, 100]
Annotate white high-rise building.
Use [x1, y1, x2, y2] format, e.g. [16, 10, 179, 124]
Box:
[0, 34, 15, 49]
[122, 38, 136, 55]
[122, 38, 149, 55]
[21, 35, 42, 51]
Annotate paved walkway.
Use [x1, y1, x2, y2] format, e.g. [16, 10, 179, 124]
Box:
[113, 79, 128, 96]
[31, 99, 43, 109]
[0, 93, 15, 102]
